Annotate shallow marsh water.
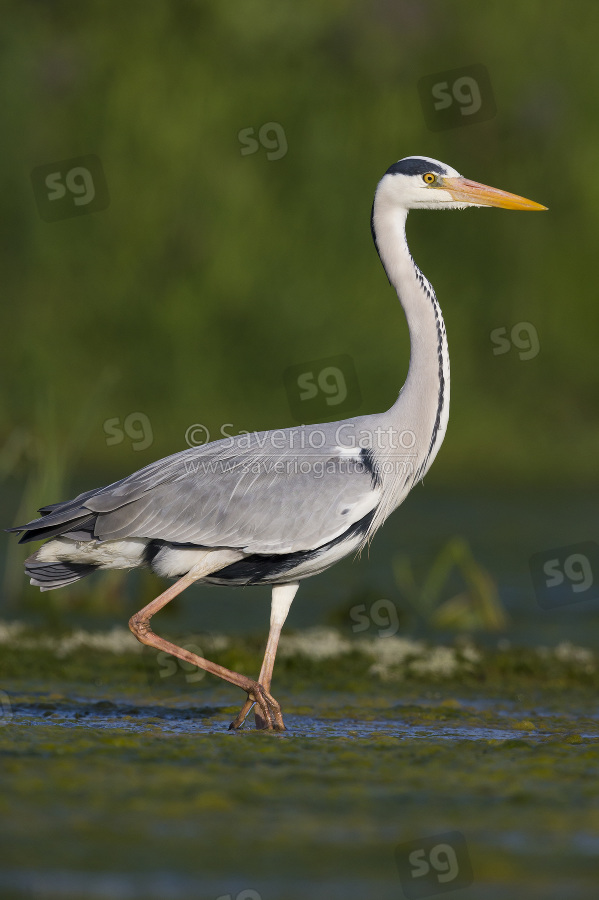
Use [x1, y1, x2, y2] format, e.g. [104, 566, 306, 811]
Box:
[1, 640, 599, 900]
[2, 490, 599, 898]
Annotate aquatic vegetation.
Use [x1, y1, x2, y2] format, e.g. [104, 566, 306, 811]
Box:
[1, 620, 596, 689]
[1, 675, 599, 900]
[394, 536, 508, 631]
[537, 641, 595, 674]
[2, 620, 599, 899]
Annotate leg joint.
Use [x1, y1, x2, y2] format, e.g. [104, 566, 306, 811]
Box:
[128, 614, 151, 640]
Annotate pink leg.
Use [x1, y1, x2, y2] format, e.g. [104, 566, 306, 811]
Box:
[128, 550, 285, 730]
[229, 582, 299, 730]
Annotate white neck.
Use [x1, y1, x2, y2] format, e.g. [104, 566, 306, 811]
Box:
[367, 195, 450, 528]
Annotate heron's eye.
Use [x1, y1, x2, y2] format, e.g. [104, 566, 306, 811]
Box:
[422, 173, 436, 184]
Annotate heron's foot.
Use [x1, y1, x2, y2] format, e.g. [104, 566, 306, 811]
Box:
[228, 682, 285, 731]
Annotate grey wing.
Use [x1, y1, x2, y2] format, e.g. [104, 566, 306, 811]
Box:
[86, 430, 382, 553]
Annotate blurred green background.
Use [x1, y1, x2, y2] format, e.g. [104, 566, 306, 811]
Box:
[1, 0, 597, 617]
[2, 0, 597, 485]
[3, 7, 599, 900]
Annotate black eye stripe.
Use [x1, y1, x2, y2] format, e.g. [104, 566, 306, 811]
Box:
[385, 158, 446, 177]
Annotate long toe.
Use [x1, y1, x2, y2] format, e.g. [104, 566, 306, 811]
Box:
[229, 696, 255, 730]
[229, 682, 281, 731]
[255, 692, 285, 731]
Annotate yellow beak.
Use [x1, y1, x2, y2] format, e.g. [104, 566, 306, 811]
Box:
[441, 176, 547, 211]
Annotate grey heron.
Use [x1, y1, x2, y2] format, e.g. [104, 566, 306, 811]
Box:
[10, 156, 546, 730]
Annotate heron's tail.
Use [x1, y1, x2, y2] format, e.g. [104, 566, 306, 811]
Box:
[24, 549, 98, 592]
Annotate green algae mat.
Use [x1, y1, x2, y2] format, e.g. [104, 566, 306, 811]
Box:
[1, 629, 599, 899]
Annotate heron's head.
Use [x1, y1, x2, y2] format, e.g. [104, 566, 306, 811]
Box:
[378, 156, 547, 211]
